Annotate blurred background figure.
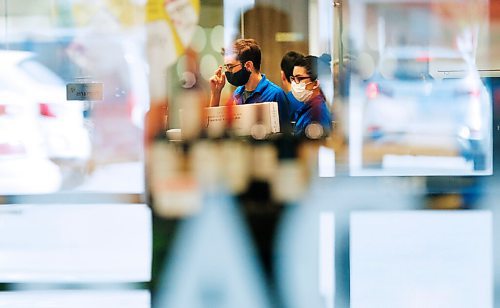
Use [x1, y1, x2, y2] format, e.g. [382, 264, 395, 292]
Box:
[290, 54, 332, 139]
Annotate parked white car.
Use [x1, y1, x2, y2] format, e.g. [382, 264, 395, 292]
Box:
[0, 90, 62, 194]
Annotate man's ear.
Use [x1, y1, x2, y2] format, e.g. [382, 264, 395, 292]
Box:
[280, 71, 287, 83]
[244, 60, 254, 72]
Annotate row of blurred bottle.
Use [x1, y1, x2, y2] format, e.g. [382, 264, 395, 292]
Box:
[148, 125, 330, 216]
[147, 83, 335, 218]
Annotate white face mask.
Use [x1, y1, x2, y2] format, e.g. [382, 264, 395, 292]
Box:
[291, 81, 316, 102]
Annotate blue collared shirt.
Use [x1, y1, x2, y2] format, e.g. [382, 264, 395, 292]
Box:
[286, 91, 303, 119]
[233, 74, 291, 132]
[292, 94, 332, 138]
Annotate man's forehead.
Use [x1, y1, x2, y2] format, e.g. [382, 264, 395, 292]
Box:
[223, 54, 238, 63]
[293, 66, 308, 75]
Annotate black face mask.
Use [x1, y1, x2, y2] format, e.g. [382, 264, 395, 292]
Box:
[225, 66, 251, 87]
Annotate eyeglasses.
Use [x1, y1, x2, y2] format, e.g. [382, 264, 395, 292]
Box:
[290, 75, 311, 83]
[223, 63, 242, 72]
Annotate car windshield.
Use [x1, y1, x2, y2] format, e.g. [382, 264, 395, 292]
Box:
[18, 59, 65, 86]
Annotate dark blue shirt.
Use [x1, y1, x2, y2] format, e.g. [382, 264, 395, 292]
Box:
[292, 94, 332, 138]
[233, 74, 291, 132]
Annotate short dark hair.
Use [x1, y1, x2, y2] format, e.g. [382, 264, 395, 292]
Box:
[294, 53, 331, 81]
[223, 38, 262, 71]
[281, 51, 303, 82]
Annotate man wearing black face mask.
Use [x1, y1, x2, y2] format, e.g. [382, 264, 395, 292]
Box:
[209, 38, 290, 132]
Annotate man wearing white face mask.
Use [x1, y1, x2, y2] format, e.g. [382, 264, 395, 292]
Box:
[290, 55, 332, 138]
[280, 51, 304, 120]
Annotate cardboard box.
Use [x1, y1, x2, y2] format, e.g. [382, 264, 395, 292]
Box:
[204, 102, 280, 137]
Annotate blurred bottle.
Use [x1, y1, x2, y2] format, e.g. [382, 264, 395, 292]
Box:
[148, 49, 208, 296]
[271, 133, 308, 204]
[153, 188, 272, 308]
[177, 48, 210, 142]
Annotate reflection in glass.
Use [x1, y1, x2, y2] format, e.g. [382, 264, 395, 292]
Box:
[0, 290, 150, 308]
[350, 211, 493, 308]
[0, 204, 151, 282]
[348, 0, 492, 175]
[0, 1, 148, 193]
